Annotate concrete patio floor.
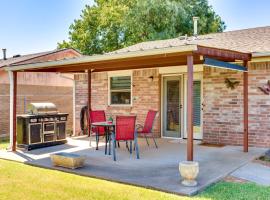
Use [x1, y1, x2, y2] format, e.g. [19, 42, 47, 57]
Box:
[0, 137, 266, 196]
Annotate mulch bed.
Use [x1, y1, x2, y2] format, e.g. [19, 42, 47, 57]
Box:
[254, 156, 270, 167]
[224, 175, 248, 183]
[253, 149, 270, 167]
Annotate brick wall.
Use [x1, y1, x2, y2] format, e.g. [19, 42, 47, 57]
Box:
[203, 61, 270, 148]
[0, 84, 73, 137]
[0, 71, 73, 87]
[74, 61, 270, 148]
[74, 69, 161, 136]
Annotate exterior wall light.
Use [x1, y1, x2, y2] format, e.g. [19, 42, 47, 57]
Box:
[148, 76, 154, 82]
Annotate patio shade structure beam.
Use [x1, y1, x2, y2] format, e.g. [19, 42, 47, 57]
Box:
[4, 44, 251, 159]
[195, 45, 251, 61]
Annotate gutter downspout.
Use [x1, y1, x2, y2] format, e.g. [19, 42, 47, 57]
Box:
[8, 71, 14, 150]
[59, 74, 76, 136]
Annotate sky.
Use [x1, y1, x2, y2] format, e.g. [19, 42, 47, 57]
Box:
[0, 0, 269, 57]
[0, 0, 93, 57]
[208, 0, 270, 31]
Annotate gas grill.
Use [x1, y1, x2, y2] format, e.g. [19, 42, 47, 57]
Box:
[17, 103, 68, 150]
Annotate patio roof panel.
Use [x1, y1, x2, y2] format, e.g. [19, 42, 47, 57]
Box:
[204, 58, 248, 72]
[3, 44, 251, 73]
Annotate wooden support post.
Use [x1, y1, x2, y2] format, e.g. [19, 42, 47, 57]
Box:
[187, 55, 194, 161]
[8, 71, 17, 151]
[8, 71, 13, 150]
[87, 70, 91, 136]
[13, 71, 17, 151]
[243, 61, 248, 152]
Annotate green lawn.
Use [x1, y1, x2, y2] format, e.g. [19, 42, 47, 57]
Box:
[0, 159, 269, 200]
[200, 182, 270, 200]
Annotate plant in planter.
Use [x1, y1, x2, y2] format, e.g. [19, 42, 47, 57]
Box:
[179, 161, 199, 187]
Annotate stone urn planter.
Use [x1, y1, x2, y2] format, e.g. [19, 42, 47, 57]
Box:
[179, 161, 199, 187]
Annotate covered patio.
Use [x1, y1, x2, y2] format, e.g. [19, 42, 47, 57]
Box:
[4, 44, 251, 161]
[1, 44, 258, 195]
[0, 137, 265, 195]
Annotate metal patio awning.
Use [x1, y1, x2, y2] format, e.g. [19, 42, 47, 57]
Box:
[3, 45, 251, 73]
[204, 58, 248, 72]
[6, 44, 251, 160]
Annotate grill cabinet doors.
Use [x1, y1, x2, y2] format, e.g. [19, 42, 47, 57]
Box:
[56, 122, 66, 140]
[29, 123, 42, 144]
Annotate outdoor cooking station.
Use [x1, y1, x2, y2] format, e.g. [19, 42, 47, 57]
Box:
[17, 103, 68, 150]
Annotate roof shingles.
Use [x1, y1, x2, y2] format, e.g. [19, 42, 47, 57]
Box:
[114, 26, 270, 54]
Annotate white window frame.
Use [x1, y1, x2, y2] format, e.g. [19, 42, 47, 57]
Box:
[108, 70, 133, 106]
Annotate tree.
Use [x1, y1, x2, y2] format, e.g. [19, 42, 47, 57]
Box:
[122, 0, 188, 46]
[58, 0, 226, 55]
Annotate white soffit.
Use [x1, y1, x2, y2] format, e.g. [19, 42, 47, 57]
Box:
[159, 65, 203, 74]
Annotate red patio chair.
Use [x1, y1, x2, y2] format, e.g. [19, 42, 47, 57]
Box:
[111, 116, 139, 161]
[136, 110, 158, 148]
[89, 110, 106, 150]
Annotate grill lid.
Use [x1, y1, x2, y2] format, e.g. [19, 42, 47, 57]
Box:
[27, 103, 58, 115]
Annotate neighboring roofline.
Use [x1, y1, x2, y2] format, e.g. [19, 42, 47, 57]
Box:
[4, 45, 198, 71]
[12, 48, 81, 65]
[0, 48, 81, 69]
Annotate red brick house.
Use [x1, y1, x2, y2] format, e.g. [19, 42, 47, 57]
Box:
[73, 26, 270, 148]
[0, 48, 81, 137]
[3, 26, 270, 156]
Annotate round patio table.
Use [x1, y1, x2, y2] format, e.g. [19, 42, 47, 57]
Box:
[91, 121, 114, 155]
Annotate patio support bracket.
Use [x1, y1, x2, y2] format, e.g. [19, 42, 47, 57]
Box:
[187, 55, 194, 161]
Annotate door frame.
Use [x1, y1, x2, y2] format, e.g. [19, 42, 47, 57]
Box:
[161, 74, 184, 139]
[161, 73, 203, 140]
